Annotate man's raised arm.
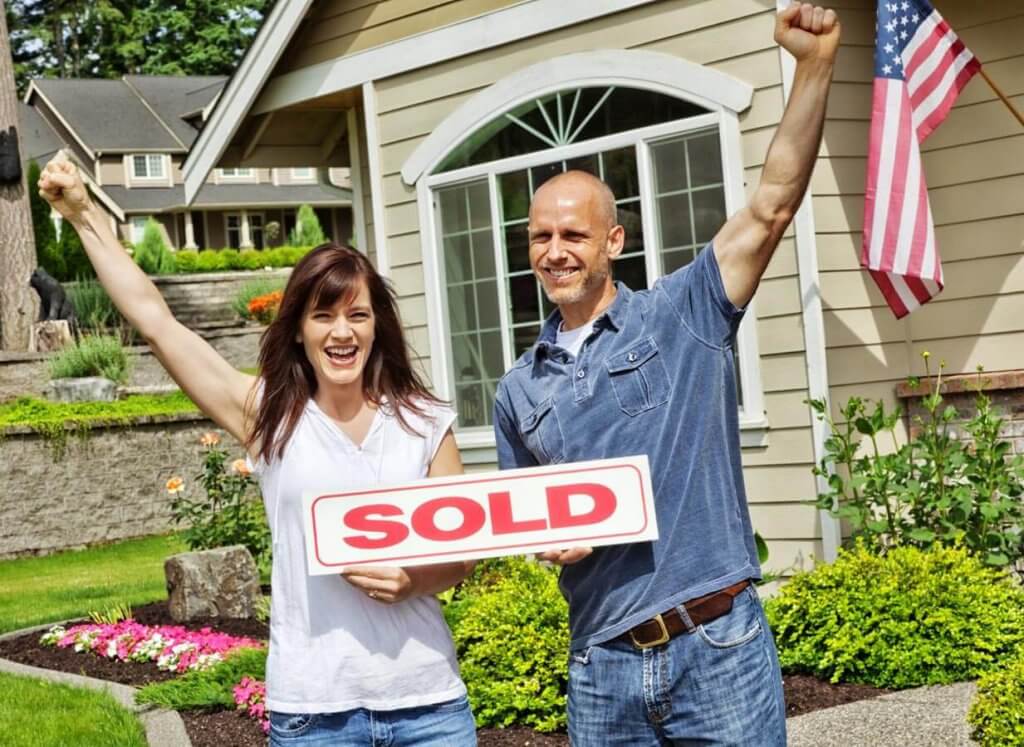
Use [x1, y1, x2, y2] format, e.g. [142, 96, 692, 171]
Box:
[714, 2, 840, 308]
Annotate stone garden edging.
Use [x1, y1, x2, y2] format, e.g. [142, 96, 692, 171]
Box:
[0, 622, 191, 747]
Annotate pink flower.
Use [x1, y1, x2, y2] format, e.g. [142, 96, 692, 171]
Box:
[200, 432, 220, 447]
[165, 477, 184, 494]
[231, 458, 252, 476]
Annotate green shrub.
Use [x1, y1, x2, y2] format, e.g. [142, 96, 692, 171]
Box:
[969, 651, 1024, 747]
[221, 249, 242, 270]
[288, 204, 326, 246]
[28, 160, 62, 278]
[67, 277, 121, 332]
[809, 358, 1024, 572]
[48, 334, 132, 384]
[765, 543, 1024, 689]
[170, 434, 270, 564]
[238, 249, 265, 270]
[174, 250, 199, 273]
[135, 647, 266, 710]
[231, 278, 286, 322]
[57, 220, 94, 280]
[132, 219, 176, 274]
[444, 557, 569, 732]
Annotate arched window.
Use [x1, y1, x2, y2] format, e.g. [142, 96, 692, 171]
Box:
[406, 52, 765, 443]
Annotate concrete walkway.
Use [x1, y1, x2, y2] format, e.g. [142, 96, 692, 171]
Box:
[0, 623, 191, 747]
[787, 681, 978, 747]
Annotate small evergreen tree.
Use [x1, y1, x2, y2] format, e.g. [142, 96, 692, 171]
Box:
[133, 218, 176, 274]
[28, 159, 62, 277]
[57, 220, 94, 280]
[288, 204, 326, 246]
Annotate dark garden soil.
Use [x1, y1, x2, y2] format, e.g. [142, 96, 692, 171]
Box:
[0, 599, 891, 746]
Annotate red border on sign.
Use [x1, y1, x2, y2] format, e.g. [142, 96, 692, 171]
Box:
[310, 463, 648, 566]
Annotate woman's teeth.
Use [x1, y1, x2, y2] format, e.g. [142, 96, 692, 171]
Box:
[325, 346, 357, 364]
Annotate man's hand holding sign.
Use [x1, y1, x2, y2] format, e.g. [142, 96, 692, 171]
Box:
[304, 456, 656, 574]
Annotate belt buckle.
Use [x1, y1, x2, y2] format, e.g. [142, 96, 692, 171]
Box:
[630, 613, 670, 649]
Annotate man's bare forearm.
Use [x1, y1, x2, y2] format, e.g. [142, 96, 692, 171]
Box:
[752, 57, 833, 232]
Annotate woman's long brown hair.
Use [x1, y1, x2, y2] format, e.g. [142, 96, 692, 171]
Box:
[246, 242, 443, 463]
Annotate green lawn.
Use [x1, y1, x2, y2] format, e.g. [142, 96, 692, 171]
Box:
[0, 671, 147, 746]
[0, 534, 187, 634]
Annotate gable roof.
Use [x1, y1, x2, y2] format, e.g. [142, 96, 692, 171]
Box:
[18, 101, 63, 165]
[27, 76, 227, 155]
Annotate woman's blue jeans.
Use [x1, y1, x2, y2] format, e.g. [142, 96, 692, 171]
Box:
[268, 694, 476, 746]
[567, 585, 787, 746]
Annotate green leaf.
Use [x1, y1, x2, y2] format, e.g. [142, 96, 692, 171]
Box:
[909, 528, 936, 543]
[755, 533, 770, 564]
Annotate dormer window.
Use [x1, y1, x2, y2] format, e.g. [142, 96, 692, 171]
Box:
[132, 154, 166, 179]
[220, 167, 254, 178]
[291, 167, 315, 180]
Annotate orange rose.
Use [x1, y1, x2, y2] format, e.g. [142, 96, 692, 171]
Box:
[166, 477, 184, 494]
[232, 458, 252, 476]
[200, 432, 220, 447]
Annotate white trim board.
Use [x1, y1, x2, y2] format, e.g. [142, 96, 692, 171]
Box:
[183, 0, 662, 202]
[182, 0, 316, 203]
[775, 0, 839, 563]
[362, 82, 390, 278]
[401, 49, 754, 185]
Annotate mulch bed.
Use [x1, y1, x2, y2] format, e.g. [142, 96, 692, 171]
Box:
[0, 599, 890, 746]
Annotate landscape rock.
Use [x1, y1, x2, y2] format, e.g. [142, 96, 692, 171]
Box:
[164, 545, 260, 621]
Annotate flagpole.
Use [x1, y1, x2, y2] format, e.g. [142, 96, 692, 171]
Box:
[978, 68, 1024, 128]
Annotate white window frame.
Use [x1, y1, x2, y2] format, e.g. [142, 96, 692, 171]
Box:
[406, 51, 766, 454]
[130, 215, 152, 244]
[129, 154, 167, 181]
[290, 167, 316, 181]
[224, 211, 265, 249]
[218, 167, 256, 181]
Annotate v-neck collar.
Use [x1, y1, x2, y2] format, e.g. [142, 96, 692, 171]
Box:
[306, 397, 385, 451]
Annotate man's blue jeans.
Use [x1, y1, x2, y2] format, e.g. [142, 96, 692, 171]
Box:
[567, 585, 786, 746]
[268, 694, 476, 746]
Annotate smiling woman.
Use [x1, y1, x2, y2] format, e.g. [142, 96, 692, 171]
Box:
[35, 153, 481, 746]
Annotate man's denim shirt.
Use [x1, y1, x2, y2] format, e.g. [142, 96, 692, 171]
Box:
[494, 245, 761, 651]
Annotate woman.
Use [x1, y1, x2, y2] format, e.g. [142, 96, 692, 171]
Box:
[38, 153, 477, 746]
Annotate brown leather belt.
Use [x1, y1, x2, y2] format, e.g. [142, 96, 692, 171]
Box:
[620, 580, 751, 649]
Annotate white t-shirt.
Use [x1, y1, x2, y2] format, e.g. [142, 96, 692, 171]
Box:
[248, 394, 465, 714]
[555, 319, 595, 358]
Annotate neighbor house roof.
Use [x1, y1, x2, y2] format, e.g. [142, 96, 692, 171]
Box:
[18, 101, 63, 165]
[102, 182, 352, 213]
[27, 76, 228, 155]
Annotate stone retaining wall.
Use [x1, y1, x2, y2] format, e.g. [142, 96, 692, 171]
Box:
[0, 414, 248, 558]
[0, 324, 264, 401]
[151, 269, 290, 326]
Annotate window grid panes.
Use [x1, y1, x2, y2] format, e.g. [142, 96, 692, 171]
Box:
[132, 154, 164, 179]
[437, 180, 502, 428]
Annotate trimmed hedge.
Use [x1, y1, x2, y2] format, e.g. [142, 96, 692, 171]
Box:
[172, 246, 311, 274]
[764, 543, 1024, 689]
[444, 558, 569, 732]
[969, 651, 1024, 747]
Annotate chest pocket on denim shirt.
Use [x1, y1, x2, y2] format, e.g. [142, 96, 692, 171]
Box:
[520, 397, 566, 464]
[605, 337, 671, 416]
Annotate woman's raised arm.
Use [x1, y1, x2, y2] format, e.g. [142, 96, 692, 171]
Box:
[38, 152, 256, 444]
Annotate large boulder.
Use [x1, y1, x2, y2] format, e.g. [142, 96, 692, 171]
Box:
[165, 545, 261, 621]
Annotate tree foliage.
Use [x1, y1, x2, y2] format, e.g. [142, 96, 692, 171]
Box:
[8, 0, 273, 94]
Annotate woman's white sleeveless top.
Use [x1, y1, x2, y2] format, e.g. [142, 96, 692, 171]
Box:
[249, 396, 465, 713]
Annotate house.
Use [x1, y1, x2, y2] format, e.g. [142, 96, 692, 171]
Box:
[20, 75, 353, 250]
[181, 0, 1024, 577]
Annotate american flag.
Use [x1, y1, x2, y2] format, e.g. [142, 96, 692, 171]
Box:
[861, 0, 980, 318]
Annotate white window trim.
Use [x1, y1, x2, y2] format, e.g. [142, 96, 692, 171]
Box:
[224, 211, 266, 249]
[290, 167, 316, 182]
[218, 167, 257, 182]
[130, 215, 152, 244]
[128, 153, 168, 182]
[411, 62, 767, 452]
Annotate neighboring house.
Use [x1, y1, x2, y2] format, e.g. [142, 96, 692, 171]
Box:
[181, 0, 1024, 576]
[20, 75, 353, 250]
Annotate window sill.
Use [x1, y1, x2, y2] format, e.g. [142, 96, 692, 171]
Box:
[454, 416, 770, 464]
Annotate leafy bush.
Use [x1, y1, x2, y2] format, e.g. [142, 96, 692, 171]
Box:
[133, 218, 176, 274]
[169, 433, 270, 564]
[288, 204, 326, 246]
[57, 220, 94, 281]
[969, 651, 1024, 747]
[196, 249, 231, 272]
[764, 543, 1024, 689]
[28, 160, 62, 278]
[444, 557, 569, 732]
[67, 277, 121, 332]
[48, 334, 131, 384]
[135, 647, 266, 710]
[174, 250, 199, 273]
[238, 249, 265, 270]
[810, 358, 1024, 571]
[231, 278, 286, 322]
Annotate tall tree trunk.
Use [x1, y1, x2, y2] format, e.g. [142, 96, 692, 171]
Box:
[0, 0, 38, 350]
[53, 17, 64, 77]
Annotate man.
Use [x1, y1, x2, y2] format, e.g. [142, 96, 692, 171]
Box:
[493, 3, 839, 744]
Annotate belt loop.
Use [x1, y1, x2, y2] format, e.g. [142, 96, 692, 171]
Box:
[674, 603, 697, 633]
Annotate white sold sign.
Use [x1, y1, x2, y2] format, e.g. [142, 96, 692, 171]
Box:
[303, 455, 656, 573]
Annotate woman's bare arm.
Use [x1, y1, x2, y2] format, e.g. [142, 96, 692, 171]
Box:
[38, 152, 256, 443]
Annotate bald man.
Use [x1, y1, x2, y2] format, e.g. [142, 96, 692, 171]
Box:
[493, 3, 840, 744]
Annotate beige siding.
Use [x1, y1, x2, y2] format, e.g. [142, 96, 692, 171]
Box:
[366, 0, 821, 570]
[815, 0, 1024, 431]
[99, 156, 124, 186]
[277, 0, 523, 75]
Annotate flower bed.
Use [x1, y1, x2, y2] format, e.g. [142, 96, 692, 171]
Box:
[40, 620, 263, 675]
